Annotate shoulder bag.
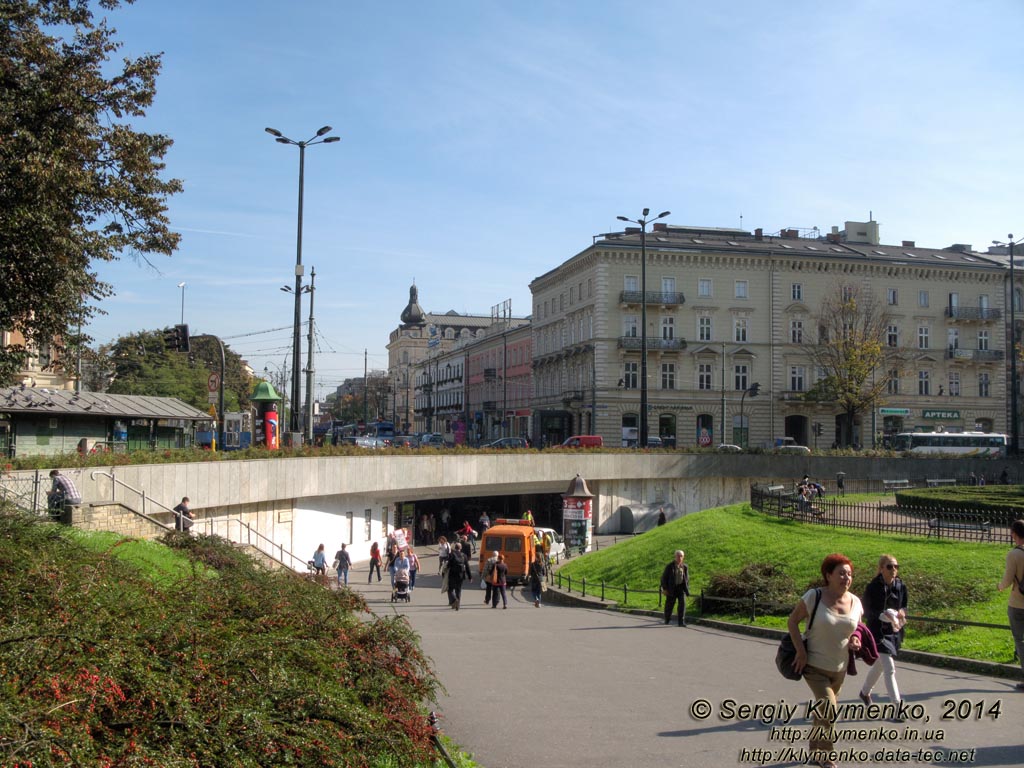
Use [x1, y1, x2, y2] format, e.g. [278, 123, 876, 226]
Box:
[775, 588, 822, 681]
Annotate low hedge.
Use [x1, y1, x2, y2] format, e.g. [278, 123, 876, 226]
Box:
[893, 485, 1024, 524]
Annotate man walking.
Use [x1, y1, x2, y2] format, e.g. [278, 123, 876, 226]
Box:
[660, 549, 691, 627]
[446, 542, 471, 610]
[173, 497, 193, 532]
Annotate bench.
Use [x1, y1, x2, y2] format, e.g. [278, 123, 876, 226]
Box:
[927, 517, 993, 541]
[883, 479, 912, 492]
[763, 485, 801, 515]
[926, 478, 957, 488]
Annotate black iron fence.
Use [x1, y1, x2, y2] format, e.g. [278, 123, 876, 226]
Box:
[750, 483, 1014, 544]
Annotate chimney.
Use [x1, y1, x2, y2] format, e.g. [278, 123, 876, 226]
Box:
[653, 222, 667, 232]
[782, 229, 798, 239]
[754, 228, 763, 241]
[945, 244, 972, 253]
[902, 240, 915, 248]
[826, 233, 840, 243]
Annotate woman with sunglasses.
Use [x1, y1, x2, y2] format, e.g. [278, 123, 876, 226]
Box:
[858, 555, 908, 708]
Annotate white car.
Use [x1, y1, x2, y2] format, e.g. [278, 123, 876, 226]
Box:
[717, 443, 743, 453]
[534, 527, 566, 561]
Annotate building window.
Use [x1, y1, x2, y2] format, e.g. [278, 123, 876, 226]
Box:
[791, 283, 802, 301]
[790, 320, 803, 343]
[364, 508, 372, 541]
[698, 363, 713, 391]
[735, 280, 748, 299]
[661, 316, 674, 340]
[569, 286, 575, 304]
[842, 286, 854, 301]
[947, 328, 959, 350]
[623, 315, 638, 337]
[698, 278, 712, 297]
[588, 278, 593, 298]
[790, 366, 805, 392]
[734, 364, 748, 391]
[919, 290, 929, 308]
[662, 277, 675, 295]
[623, 362, 638, 389]
[978, 372, 990, 397]
[887, 324, 899, 347]
[948, 371, 961, 397]
[661, 363, 675, 390]
[978, 329, 989, 351]
[734, 318, 748, 343]
[887, 288, 898, 305]
[887, 370, 899, 395]
[625, 275, 638, 293]
[918, 326, 929, 349]
[918, 370, 930, 396]
[698, 316, 712, 342]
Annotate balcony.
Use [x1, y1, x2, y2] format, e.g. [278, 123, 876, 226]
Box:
[561, 390, 585, 404]
[617, 337, 688, 351]
[946, 348, 1005, 361]
[620, 290, 685, 307]
[944, 306, 1001, 322]
[483, 368, 497, 382]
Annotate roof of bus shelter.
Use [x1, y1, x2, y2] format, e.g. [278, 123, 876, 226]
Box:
[0, 387, 211, 421]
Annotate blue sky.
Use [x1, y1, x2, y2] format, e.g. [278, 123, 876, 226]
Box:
[86, 0, 1024, 395]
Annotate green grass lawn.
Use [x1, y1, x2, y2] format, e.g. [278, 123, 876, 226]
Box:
[559, 503, 1018, 664]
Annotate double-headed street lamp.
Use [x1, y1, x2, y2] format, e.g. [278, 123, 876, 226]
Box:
[994, 234, 1021, 456]
[739, 382, 760, 448]
[617, 209, 671, 447]
[265, 125, 339, 439]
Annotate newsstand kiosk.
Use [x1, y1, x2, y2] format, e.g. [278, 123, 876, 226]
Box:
[562, 473, 595, 556]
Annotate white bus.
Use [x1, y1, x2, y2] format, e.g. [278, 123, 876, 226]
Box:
[890, 431, 1008, 458]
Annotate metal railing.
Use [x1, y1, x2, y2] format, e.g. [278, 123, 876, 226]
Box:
[0, 469, 46, 515]
[619, 290, 685, 306]
[202, 516, 308, 572]
[749, 483, 1015, 543]
[89, 469, 176, 531]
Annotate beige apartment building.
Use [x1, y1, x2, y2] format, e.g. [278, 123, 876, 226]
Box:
[530, 220, 1013, 449]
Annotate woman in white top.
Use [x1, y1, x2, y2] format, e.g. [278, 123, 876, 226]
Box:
[786, 554, 863, 768]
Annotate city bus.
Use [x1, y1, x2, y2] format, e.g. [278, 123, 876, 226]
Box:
[890, 431, 1008, 458]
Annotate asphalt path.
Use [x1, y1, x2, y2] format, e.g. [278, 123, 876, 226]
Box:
[347, 552, 1023, 768]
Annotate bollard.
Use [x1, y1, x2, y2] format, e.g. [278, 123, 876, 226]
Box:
[582, 576, 587, 598]
[750, 593, 757, 623]
[623, 582, 628, 605]
[601, 580, 605, 602]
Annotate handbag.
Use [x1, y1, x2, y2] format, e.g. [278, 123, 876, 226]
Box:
[775, 588, 822, 681]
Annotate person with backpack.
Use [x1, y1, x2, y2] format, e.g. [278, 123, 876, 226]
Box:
[482, 550, 499, 604]
[997, 519, 1024, 690]
[334, 543, 352, 586]
[489, 554, 509, 609]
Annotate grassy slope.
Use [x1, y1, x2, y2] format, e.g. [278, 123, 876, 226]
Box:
[559, 503, 1016, 663]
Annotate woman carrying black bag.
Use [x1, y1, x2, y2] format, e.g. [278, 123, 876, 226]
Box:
[785, 554, 863, 768]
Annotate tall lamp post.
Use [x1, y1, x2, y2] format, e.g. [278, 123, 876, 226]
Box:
[617, 208, 670, 448]
[738, 382, 760, 448]
[994, 234, 1020, 455]
[177, 282, 186, 324]
[265, 125, 339, 439]
[280, 280, 312, 436]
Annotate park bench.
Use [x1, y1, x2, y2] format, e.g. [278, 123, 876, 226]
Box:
[764, 485, 801, 515]
[883, 479, 912, 492]
[927, 517, 993, 541]
[926, 478, 957, 488]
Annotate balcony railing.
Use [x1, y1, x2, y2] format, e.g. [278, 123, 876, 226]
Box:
[617, 337, 688, 351]
[561, 390, 585, 403]
[620, 290, 685, 307]
[946, 348, 1005, 361]
[944, 306, 1002, 321]
[483, 368, 497, 381]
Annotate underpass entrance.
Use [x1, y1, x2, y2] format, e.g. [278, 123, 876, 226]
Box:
[399, 492, 565, 546]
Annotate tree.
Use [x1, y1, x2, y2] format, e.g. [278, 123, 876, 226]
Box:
[803, 283, 904, 446]
[105, 329, 251, 412]
[0, 0, 182, 384]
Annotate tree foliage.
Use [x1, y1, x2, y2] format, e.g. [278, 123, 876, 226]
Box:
[0, 0, 182, 384]
[105, 329, 252, 412]
[803, 283, 904, 445]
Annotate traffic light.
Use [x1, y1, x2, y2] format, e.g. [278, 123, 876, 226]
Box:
[812, 422, 822, 436]
[163, 324, 190, 353]
[748, 382, 760, 397]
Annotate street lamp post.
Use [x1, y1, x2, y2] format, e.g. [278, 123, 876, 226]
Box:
[177, 282, 186, 324]
[739, 382, 760, 448]
[994, 234, 1020, 456]
[617, 208, 670, 447]
[265, 125, 340, 440]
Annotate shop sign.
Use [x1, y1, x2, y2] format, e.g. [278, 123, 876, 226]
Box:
[922, 409, 961, 420]
[878, 407, 910, 416]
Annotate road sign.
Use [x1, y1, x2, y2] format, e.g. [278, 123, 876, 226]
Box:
[208, 373, 220, 392]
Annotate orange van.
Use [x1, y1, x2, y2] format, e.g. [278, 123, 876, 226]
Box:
[561, 435, 603, 448]
[478, 519, 538, 584]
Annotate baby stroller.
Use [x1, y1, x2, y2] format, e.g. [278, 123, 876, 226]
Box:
[392, 567, 411, 602]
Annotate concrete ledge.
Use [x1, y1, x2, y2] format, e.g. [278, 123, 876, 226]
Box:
[544, 584, 1021, 681]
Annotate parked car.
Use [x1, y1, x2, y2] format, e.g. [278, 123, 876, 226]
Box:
[534, 526, 566, 561]
[419, 433, 447, 448]
[561, 435, 603, 448]
[645, 436, 663, 448]
[717, 443, 743, 453]
[485, 437, 529, 449]
[776, 444, 812, 455]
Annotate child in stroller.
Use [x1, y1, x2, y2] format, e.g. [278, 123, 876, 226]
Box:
[392, 566, 411, 602]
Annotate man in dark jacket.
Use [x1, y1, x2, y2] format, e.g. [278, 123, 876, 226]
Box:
[660, 549, 690, 626]
[446, 542, 472, 610]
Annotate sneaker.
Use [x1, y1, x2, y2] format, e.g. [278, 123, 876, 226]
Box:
[859, 691, 872, 706]
[503, 604, 507, 609]
[534, 599, 540, 607]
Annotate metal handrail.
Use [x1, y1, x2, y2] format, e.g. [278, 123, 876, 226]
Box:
[203, 517, 308, 572]
[89, 469, 175, 531]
